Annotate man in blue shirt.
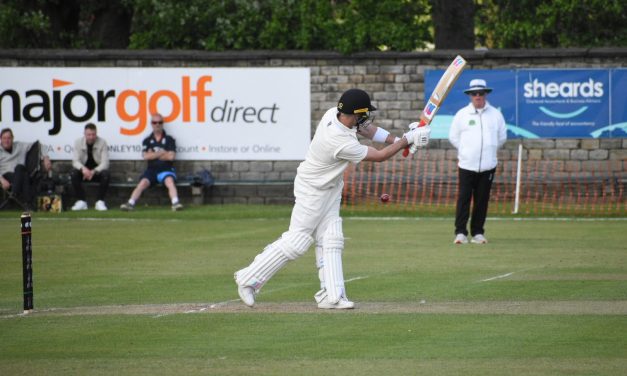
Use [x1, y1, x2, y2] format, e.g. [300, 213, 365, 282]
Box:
[120, 113, 183, 211]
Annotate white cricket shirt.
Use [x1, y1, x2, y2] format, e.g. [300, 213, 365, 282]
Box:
[296, 107, 368, 190]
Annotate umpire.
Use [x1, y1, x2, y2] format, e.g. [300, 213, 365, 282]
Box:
[449, 79, 507, 244]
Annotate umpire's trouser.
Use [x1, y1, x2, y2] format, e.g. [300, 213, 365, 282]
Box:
[454, 167, 496, 236]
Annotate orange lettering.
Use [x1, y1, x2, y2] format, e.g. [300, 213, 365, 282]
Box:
[117, 90, 147, 135]
[182, 76, 191, 122]
[149, 90, 180, 123]
[115, 75, 213, 135]
[192, 76, 212, 122]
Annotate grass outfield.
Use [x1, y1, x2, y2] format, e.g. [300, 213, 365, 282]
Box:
[0, 205, 626, 375]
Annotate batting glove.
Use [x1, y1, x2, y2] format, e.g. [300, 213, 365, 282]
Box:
[403, 129, 416, 145]
[403, 122, 421, 145]
[412, 125, 431, 148]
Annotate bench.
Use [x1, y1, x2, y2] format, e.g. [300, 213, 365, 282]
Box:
[56, 177, 206, 208]
[58, 178, 295, 207]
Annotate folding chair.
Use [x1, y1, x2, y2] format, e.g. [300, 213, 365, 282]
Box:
[0, 141, 42, 211]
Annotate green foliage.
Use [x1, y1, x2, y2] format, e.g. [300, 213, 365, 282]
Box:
[128, 0, 431, 53]
[0, 2, 52, 48]
[476, 0, 627, 48]
[332, 0, 431, 52]
[0, 0, 133, 48]
[1, 0, 625, 50]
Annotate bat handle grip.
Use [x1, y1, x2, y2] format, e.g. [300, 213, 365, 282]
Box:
[402, 119, 427, 157]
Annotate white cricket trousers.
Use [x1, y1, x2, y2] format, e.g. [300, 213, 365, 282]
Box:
[235, 176, 345, 291]
[289, 176, 344, 241]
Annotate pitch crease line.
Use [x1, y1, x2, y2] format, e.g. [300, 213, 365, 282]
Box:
[346, 275, 369, 282]
[169, 275, 373, 317]
[481, 272, 515, 282]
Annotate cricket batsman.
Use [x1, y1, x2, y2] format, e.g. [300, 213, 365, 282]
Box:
[234, 88, 431, 309]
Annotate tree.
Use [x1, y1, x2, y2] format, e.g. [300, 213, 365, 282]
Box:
[128, 0, 432, 53]
[0, 0, 131, 48]
[1, 0, 624, 51]
[81, 0, 133, 48]
[430, 0, 475, 49]
[476, 0, 627, 48]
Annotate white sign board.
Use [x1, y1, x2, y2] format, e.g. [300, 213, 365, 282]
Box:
[0, 68, 310, 160]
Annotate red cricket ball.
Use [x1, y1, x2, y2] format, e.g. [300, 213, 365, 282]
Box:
[380, 193, 391, 203]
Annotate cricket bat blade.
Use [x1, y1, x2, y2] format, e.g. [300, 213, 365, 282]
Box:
[404, 55, 467, 157]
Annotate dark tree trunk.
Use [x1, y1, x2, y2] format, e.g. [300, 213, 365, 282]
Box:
[430, 0, 475, 49]
[17, 0, 131, 48]
[86, 3, 132, 48]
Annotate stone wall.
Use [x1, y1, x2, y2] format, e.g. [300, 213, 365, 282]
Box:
[1, 49, 625, 206]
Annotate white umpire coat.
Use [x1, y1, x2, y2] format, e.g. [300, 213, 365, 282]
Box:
[449, 102, 507, 172]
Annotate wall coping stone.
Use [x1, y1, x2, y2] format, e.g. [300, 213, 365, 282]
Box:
[1, 48, 626, 62]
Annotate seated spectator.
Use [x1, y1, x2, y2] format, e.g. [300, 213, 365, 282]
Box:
[120, 113, 183, 211]
[71, 123, 111, 211]
[0, 128, 52, 210]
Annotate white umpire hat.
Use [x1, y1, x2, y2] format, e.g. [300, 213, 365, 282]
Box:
[463, 79, 493, 94]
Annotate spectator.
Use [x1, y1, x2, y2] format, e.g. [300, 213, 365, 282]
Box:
[70, 123, 111, 211]
[449, 79, 507, 244]
[120, 113, 183, 211]
[0, 128, 52, 210]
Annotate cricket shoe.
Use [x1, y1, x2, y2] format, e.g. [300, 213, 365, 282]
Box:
[237, 285, 256, 307]
[317, 294, 355, 310]
[234, 270, 256, 307]
[454, 233, 468, 244]
[471, 234, 488, 244]
[71, 200, 88, 211]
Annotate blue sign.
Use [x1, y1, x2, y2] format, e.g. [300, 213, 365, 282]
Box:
[425, 69, 516, 139]
[424, 68, 626, 138]
[600, 69, 627, 138]
[519, 69, 609, 138]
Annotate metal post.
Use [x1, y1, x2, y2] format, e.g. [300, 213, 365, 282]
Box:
[513, 143, 523, 214]
[21, 212, 34, 313]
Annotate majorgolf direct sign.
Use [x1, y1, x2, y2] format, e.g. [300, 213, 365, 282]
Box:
[0, 68, 311, 160]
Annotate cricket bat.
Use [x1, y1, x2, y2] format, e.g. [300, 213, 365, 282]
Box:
[403, 55, 467, 157]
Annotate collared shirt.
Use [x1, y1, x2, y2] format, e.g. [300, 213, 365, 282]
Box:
[296, 107, 368, 190]
[449, 101, 507, 172]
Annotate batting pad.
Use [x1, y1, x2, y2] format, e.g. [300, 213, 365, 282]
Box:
[235, 245, 288, 291]
[235, 231, 313, 292]
[322, 218, 346, 304]
[275, 231, 313, 260]
[315, 246, 325, 290]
